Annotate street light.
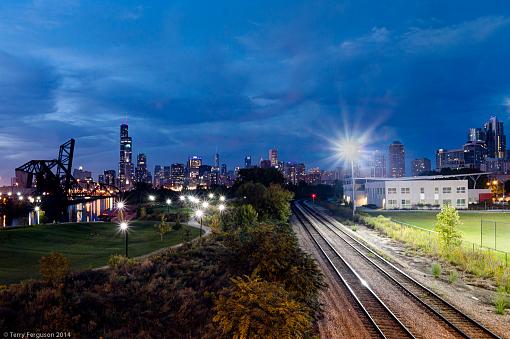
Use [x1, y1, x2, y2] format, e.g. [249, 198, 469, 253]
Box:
[34, 206, 40, 225]
[179, 195, 186, 202]
[195, 209, 204, 238]
[202, 201, 209, 209]
[208, 193, 214, 199]
[166, 198, 172, 213]
[148, 195, 156, 202]
[218, 204, 225, 212]
[119, 222, 129, 257]
[219, 195, 225, 202]
[337, 138, 362, 220]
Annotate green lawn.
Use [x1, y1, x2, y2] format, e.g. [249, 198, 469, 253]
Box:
[0, 221, 201, 284]
[364, 211, 510, 252]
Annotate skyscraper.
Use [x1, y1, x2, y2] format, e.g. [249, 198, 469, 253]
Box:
[118, 123, 133, 191]
[214, 152, 220, 168]
[187, 156, 202, 181]
[103, 169, 116, 186]
[411, 158, 431, 176]
[367, 150, 386, 178]
[269, 148, 278, 167]
[244, 155, 252, 168]
[135, 153, 149, 184]
[153, 165, 163, 187]
[171, 163, 185, 187]
[388, 141, 405, 178]
[484, 116, 506, 159]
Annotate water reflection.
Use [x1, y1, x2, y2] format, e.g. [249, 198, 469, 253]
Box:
[68, 197, 115, 222]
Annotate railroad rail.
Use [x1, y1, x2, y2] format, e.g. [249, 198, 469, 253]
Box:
[292, 205, 415, 339]
[297, 201, 500, 339]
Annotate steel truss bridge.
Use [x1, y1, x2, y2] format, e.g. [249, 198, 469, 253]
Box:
[15, 139, 118, 198]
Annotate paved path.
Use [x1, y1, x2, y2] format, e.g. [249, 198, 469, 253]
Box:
[93, 220, 211, 270]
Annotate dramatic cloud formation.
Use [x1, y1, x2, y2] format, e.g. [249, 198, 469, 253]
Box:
[1, 0, 510, 183]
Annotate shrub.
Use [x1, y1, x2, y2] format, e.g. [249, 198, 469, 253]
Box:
[448, 270, 459, 284]
[431, 262, 441, 279]
[494, 288, 507, 315]
[107, 254, 136, 268]
[155, 215, 171, 241]
[213, 275, 312, 338]
[351, 225, 358, 232]
[39, 251, 70, 283]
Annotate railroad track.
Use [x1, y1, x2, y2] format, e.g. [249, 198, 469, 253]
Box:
[292, 205, 415, 338]
[297, 201, 500, 339]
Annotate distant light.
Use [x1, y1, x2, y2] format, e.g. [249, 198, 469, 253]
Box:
[166, 199, 172, 205]
[148, 195, 156, 201]
[208, 193, 214, 199]
[179, 195, 185, 201]
[195, 210, 204, 218]
[219, 196, 225, 202]
[218, 204, 225, 212]
[18, 196, 24, 201]
[202, 201, 209, 208]
[16, 192, 21, 196]
[311, 194, 317, 199]
[360, 278, 368, 288]
[34, 206, 40, 212]
[119, 222, 128, 231]
[117, 201, 125, 210]
[492, 180, 498, 185]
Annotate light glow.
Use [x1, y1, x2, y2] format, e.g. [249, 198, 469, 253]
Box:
[119, 222, 129, 231]
[195, 210, 204, 218]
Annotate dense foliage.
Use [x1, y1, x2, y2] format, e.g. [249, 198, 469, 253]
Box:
[0, 185, 324, 338]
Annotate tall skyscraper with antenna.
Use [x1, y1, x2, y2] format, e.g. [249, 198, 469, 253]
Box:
[119, 122, 134, 191]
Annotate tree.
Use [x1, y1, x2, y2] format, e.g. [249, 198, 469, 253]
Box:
[155, 215, 171, 241]
[265, 184, 294, 222]
[435, 204, 462, 251]
[234, 168, 285, 187]
[40, 251, 70, 283]
[213, 275, 312, 339]
[235, 204, 258, 230]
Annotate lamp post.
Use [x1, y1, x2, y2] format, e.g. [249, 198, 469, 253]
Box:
[119, 222, 129, 257]
[116, 201, 125, 221]
[337, 138, 361, 221]
[34, 206, 40, 225]
[166, 198, 172, 213]
[195, 210, 204, 238]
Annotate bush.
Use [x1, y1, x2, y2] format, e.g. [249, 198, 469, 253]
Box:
[213, 275, 312, 338]
[431, 262, 441, 279]
[107, 254, 136, 268]
[39, 251, 70, 283]
[435, 205, 462, 251]
[494, 288, 507, 315]
[448, 270, 459, 284]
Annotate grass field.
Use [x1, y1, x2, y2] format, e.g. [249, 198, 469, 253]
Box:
[365, 210, 510, 252]
[0, 221, 201, 284]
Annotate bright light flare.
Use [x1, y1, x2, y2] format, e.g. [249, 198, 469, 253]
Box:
[179, 195, 186, 201]
[219, 196, 225, 202]
[34, 206, 40, 212]
[166, 199, 172, 205]
[208, 193, 214, 199]
[202, 201, 209, 208]
[148, 195, 156, 202]
[195, 210, 204, 218]
[218, 204, 225, 212]
[119, 222, 129, 231]
[116, 201, 125, 210]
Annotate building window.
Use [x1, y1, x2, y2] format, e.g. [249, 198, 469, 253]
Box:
[456, 199, 466, 206]
[456, 187, 466, 193]
[388, 187, 397, 194]
[401, 187, 410, 194]
[388, 199, 397, 205]
[443, 199, 452, 205]
[443, 187, 452, 194]
[420, 187, 425, 193]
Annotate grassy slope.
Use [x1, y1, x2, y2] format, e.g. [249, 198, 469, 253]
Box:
[0, 221, 201, 284]
[365, 211, 510, 252]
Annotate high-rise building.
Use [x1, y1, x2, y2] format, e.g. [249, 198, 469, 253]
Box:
[244, 155, 252, 168]
[135, 153, 149, 184]
[118, 123, 133, 191]
[467, 128, 486, 143]
[259, 159, 271, 169]
[435, 149, 465, 170]
[214, 152, 220, 168]
[388, 141, 405, 178]
[463, 141, 487, 169]
[103, 169, 116, 186]
[154, 165, 163, 187]
[163, 166, 171, 185]
[367, 150, 386, 178]
[220, 163, 227, 176]
[269, 148, 278, 167]
[170, 163, 185, 186]
[187, 156, 202, 181]
[411, 158, 431, 176]
[484, 116, 506, 159]
[284, 162, 306, 185]
[73, 166, 92, 181]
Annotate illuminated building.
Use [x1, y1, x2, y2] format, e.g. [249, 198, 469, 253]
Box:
[269, 148, 278, 167]
[484, 116, 506, 159]
[388, 141, 405, 178]
[244, 155, 252, 168]
[411, 158, 431, 176]
[118, 123, 133, 191]
[135, 153, 149, 183]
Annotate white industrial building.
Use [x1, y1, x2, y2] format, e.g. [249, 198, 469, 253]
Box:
[365, 179, 469, 209]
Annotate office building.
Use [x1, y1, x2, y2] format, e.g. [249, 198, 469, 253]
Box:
[435, 149, 465, 170]
[170, 163, 185, 186]
[269, 148, 278, 167]
[73, 166, 92, 181]
[484, 116, 506, 159]
[284, 162, 306, 185]
[103, 169, 116, 186]
[135, 153, 149, 184]
[259, 159, 271, 169]
[118, 123, 133, 191]
[154, 165, 163, 187]
[187, 156, 202, 181]
[388, 141, 405, 178]
[463, 141, 487, 169]
[367, 150, 386, 178]
[411, 158, 431, 176]
[244, 155, 252, 168]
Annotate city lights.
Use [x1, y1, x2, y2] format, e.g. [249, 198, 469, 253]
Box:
[218, 204, 225, 212]
[219, 195, 225, 202]
[148, 195, 156, 202]
[117, 201, 125, 210]
[208, 193, 214, 199]
[179, 195, 185, 201]
[202, 201, 209, 209]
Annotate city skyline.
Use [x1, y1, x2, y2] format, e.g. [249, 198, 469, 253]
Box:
[3, 2, 510, 184]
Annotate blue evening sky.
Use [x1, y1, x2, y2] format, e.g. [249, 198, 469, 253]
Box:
[1, 0, 510, 183]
